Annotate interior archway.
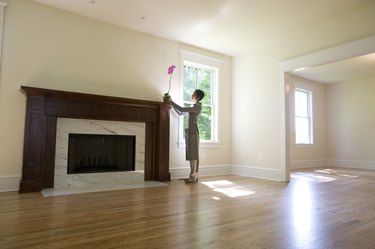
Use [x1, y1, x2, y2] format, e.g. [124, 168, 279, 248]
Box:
[279, 36, 375, 182]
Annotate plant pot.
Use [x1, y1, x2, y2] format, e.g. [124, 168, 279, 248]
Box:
[163, 93, 171, 103]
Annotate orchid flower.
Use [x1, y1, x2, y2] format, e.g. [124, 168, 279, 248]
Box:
[165, 65, 176, 96]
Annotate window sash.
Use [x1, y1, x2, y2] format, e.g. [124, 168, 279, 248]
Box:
[295, 116, 312, 144]
[294, 88, 313, 144]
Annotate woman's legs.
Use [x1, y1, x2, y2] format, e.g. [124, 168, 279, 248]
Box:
[188, 160, 198, 182]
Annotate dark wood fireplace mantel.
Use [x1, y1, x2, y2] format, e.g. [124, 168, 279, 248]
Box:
[20, 86, 171, 193]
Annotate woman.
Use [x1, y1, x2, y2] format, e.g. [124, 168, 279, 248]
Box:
[168, 89, 205, 183]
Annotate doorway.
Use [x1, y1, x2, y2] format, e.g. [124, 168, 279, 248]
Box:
[279, 36, 375, 182]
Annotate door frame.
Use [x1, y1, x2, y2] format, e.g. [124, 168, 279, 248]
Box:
[279, 36, 375, 181]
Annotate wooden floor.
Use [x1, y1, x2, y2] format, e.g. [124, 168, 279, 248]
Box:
[1, 167, 375, 249]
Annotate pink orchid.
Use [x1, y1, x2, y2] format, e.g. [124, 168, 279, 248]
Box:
[168, 65, 176, 75]
[165, 65, 176, 96]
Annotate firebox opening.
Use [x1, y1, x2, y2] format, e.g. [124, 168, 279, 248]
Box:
[67, 133, 136, 174]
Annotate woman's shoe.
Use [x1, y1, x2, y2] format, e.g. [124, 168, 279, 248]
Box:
[184, 177, 198, 183]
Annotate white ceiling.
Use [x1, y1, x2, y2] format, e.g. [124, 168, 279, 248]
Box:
[33, 0, 375, 83]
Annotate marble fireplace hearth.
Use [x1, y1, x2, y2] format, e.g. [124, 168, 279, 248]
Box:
[20, 86, 171, 193]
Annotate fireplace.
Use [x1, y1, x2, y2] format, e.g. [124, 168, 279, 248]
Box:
[20, 86, 171, 193]
[67, 134, 136, 174]
[53, 118, 146, 190]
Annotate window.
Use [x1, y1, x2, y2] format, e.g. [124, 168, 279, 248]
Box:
[179, 51, 220, 146]
[294, 85, 313, 144]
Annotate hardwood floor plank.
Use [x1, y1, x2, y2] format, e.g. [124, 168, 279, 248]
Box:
[1, 168, 375, 249]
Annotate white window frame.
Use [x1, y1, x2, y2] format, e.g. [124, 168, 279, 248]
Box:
[293, 81, 314, 146]
[178, 50, 221, 148]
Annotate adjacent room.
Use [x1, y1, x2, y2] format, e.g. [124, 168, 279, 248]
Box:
[0, 0, 374, 248]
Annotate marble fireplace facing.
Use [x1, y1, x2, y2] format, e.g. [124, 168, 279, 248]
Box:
[42, 118, 151, 196]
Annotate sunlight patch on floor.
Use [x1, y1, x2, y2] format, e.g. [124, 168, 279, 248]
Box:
[201, 180, 256, 198]
[314, 168, 338, 174]
[292, 180, 313, 246]
[292, 168, 360, 183]
[291, 172, 336, 183]
[314, 168, 359, 178]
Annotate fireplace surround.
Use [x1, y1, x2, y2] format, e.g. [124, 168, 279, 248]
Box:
[20, 86, 171, 193]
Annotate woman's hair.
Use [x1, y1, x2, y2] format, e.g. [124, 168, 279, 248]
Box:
[194, 89, 205, 101]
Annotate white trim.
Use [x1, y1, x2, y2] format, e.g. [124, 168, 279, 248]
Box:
[0, 1, 7, 92]
[231, 165, 282, 181]
[170, 165, 231, 179]
[3, 162, 372, 192]
[290, 159, 375, 170]
[279, 36, 375, 183]
[279, 36, 375, 72]
[290, 160, 327, 169]
[179, 50, 224, 66]
[326, 160, 375, 170]
[0, 176, 21, 192]
[171, 161, 375, 180]
[293, 80, 314, 92]
[280, 69, 289, 181]
[171, 164, 283, 180]
[177, 141, 221, 148]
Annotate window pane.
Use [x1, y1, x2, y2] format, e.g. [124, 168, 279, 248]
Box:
[182, 105, 212, 141]
[197, 69, 212, 104]
[295, 90, 308, 117]
[198, 106, 212, 141]
[182, 103, 190, 131]
[295, 117, 310, 144]
[184, 66, 197, 101]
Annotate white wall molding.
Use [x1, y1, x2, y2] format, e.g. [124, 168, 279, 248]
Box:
[231, 165, 282, 181]
[290, 160, 327, 169]
[291, 159, 375, 171]
[326, 160, 375, 170]
[0, 176, 21, 192]
[172, 164, 284, 181]
[0, 1, 7, 76]
[279, 36, 375, 72]
[170, 165, 231, 179]
[2, 162, 374, 192]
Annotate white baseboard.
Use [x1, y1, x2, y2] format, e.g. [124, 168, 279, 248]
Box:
[290, 159, 375, 171]
[0, 176, 21, 192]
[170, 165, 231, 179]
[326, 160, 375, 170]
[290, 159, 327, 169]
[172, 164, 283, 181]
[3, 161, 372, 192]
[231, 165, 282, 181]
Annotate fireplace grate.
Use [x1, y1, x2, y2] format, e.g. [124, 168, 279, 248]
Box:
[67, 134, 136, 174]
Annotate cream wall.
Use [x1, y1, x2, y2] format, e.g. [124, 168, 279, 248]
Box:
[326, 76, 375, 166]
[0, 0, 232, 182]
[232, 2, 375, 180]
[287, 74, 327, 168]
